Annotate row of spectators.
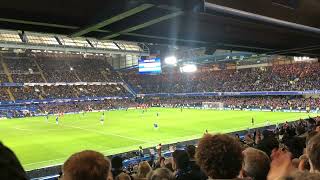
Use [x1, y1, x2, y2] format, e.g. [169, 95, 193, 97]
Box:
[124, 62, 320, 93]
[38, 99, 137, 114]
[0, 99, 138, 118]
[2, 95, 320, 116]
[0, 84, 129, 101]
[142, 96, 320, 110]
[3, 117, 320, 180]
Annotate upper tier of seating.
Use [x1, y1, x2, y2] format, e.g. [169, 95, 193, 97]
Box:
[124, 62, 320, 93]
[0, 54, 120, 83]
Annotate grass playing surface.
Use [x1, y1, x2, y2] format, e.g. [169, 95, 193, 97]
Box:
[0, 108, 315, 170]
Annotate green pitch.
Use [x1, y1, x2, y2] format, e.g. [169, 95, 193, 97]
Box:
[0, 108, 315, 170]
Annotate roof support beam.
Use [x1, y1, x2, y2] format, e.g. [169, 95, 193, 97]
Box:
[70, 4, 154, 37]
[0, 18, 78, 29]
[102, 11, 183, 40]
[205, 2, 320, 35]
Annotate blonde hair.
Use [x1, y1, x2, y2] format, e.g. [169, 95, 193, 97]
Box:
[137, 161, 152, 178]
[115, 172, 131, 180]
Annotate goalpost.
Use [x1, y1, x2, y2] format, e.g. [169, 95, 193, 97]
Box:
[202, 102, 224, 110]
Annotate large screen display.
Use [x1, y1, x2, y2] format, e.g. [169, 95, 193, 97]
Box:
[138, 57, 161, 74]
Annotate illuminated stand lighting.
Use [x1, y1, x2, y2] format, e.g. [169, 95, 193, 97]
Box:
[180, 64, 197, 73]
[164, 56, 177, 65]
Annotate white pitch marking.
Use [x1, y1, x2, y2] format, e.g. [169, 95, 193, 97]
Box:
[47, 122, 151, 143]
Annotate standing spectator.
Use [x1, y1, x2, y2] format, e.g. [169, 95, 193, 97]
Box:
[60, 150, 111, 180]
[256, 136, 279, 158]
[186, 145, 207, 180]
[147, 168, 175, 180]
[172, 150, 191, 180]
[241, 147, 270, 180]
[112, 156, 126, 178]
[115, 172, 131, 180]
[306, 133, 320, 173]
[0, 142, 28, 180]
[133, 161, 152, 180]
[196, 134, 243, 179]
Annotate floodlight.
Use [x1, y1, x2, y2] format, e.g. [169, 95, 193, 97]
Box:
[164, 56, 177, 65]
[180, 64, 197, 73]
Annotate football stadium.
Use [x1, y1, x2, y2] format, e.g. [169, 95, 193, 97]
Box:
[1, 1, 320, 180]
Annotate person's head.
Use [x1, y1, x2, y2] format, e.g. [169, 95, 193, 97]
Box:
[186, 145, 196, 159]
[241, 148, 270, 180]
[61, 150, 111, 180]
[306, 131, 318, 145]
[283, 136, 305, 159]
[279, 171, 320, 180]
[196, 134, 243, 179]
[137, 161, 152, 178]
[164, 158, 174, 172]
[115, 172, 131, 180]
[172, 150, 190, 171]
[262, 129, 274, 139]
[256, 136, 279, 158]
[112, 156, 123, 170]
[306, 133, 320, 172]
[147, 168, 175, 180]
[0, 142, 28, 180]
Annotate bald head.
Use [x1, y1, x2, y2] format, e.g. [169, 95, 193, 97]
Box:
[242, 148, 270, 180]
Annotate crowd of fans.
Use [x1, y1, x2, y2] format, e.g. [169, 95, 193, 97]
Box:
[142, 96, 320, 111]
[0, 84, 128, 101]
[38, 99, 138, 114]
[0, 88, 11, 101]
[124, 62, 320, 93]
[0, 99, 138, 118]
[11, 74, 45, 83]
[0, 54, 122, 83]
[2, 117, 320, 180]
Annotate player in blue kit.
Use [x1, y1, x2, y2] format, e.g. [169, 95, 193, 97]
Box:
[154, 123, 158, 130]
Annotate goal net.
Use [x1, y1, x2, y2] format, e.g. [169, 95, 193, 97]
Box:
[202, 102, 224, 110]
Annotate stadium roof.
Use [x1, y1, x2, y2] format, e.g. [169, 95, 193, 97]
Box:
[0, 0, 320, 57]
[0, 29, 149, 56]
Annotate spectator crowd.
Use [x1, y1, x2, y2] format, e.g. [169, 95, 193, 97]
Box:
[124, 62, 320, 93]
[143, 96, 320, 111]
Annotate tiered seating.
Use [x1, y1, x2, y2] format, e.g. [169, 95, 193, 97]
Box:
[0, 88, 10, 101]
[3, 56, 45, 83]
[124, 62, 320, 93]
[37, 58, 79, 82]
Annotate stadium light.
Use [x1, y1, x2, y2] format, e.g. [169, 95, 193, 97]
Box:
[180, 64, 197, 73]
[164, 56, 177, 65]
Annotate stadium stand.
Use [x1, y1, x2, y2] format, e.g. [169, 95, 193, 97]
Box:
[124, 61, 320, 93]
[2, 0, 320, 179]
[1, 53, 320, 180]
